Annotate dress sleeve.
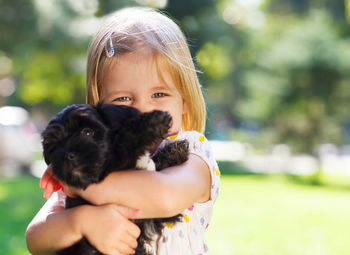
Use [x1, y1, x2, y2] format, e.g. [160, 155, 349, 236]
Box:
[167, 131, 220, 202]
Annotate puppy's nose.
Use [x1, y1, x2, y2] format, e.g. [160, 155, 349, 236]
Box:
[66, 152, 75, 161]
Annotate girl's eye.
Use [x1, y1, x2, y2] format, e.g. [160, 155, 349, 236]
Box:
[81, 128, 94, 137]
[115, 96, 131, 102]
[152, 92, 166, 98]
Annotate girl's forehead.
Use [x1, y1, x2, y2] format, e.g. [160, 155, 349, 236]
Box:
[100, 51, 179, 95]
[107, 52, 175, 81]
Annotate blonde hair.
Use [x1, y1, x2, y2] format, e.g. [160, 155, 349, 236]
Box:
[86, 7, 206, 133]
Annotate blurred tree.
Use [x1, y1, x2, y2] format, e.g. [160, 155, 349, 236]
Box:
[2, 0, 350, 153]
[263, 0, 346, 21]
[242, 10, 350, 152]
[0, 0, 38, 55]
[0, 0, 38, 106]
[195, 0, 350, 153]
[346, 0, 350, 23]
[1, 0, 90, 113]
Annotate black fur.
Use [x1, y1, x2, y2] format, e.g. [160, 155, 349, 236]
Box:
[41, 103, 189, 255]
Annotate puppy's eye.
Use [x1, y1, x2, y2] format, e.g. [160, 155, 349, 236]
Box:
[81, 128, 94, 137]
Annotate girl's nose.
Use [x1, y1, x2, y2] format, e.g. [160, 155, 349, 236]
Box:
[134, 100, 154, 113]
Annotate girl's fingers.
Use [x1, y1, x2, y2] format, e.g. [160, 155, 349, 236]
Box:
[53, 182, 63, 192]
[43, 187, 52, 200]
[40, 169, 52, 188]
[113, 242, 136, 255]
[123, 232, 138, 250]
[40, 165, 63, 199]
[43, 175, 61, 199]
[98, 232, 137, 255]
[40, 165, 54, 188]
[127, 222, 141, 240]
[113, 205, 141, 239]
[43, 181, 55, 199]
[39, 175, 46, 189]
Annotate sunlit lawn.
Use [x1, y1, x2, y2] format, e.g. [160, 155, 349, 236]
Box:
[0, 177, 45, 255]
[1, 173, 350, 255]
[206, 174, 350, 255]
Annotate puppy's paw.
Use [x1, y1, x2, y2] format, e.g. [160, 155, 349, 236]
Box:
[148, 111, 172, 138]
[154, 140, 189, 170]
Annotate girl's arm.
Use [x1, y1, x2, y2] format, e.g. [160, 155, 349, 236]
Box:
[26, 192, 141, 255]
[26, 193, 79, 255]
[74, 154, 211, 219]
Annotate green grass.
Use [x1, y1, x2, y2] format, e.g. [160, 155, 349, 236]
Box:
[0, 176, 45, 255]
[1, 174, 350, 255]
[206, 174, 350, 255]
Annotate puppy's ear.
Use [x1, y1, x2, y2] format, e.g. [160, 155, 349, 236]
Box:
[41, 122, 66, 165]
[42, 147, 51, 165]
[41, 135, 52, 165]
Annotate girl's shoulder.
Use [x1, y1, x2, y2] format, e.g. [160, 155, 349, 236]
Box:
[166, 130, 207, 144]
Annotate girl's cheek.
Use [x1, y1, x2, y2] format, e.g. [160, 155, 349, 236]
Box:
[168, 120, 182, 135]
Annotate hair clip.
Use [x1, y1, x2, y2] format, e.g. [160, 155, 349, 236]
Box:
[105, 37, 115, 58]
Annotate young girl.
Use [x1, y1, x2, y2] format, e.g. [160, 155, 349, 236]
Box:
[26, 7, 220, 255]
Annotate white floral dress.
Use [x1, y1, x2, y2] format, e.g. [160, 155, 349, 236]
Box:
[54, 131, 220, 255]
[148, 131, 220, 255]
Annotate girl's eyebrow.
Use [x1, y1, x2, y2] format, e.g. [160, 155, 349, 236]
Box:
[108, 90, 132, 95]
[103, 91, 130, 100]
[151, 85, 172, 91]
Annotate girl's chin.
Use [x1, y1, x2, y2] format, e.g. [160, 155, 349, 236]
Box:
[146, 129, 180, 154]
[167, 128, 180, 137]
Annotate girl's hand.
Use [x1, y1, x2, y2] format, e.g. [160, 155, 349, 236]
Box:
[40, 165, 81, 199]
[40, 165, 62, 199]
[79, 204, 141, 255]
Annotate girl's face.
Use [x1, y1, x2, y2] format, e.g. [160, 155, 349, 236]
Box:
[101, 52, 187, 136]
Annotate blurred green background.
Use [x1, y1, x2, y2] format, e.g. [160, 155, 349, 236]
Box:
[1, 0, 350, 254]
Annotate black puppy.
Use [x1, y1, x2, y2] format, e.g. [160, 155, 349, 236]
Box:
[41, 103, 189, 255]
